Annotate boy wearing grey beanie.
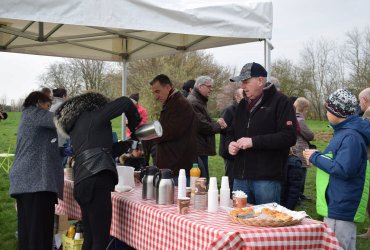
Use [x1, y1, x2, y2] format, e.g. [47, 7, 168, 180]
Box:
[304, 89, 370, 250]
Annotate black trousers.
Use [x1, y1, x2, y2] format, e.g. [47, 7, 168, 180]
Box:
[15, 191, 57, 250]
[74, 172, 114, 250]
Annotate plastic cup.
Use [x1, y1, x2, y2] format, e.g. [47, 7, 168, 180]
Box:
[209, 177, 217, 190]
[179, 169, 186, 177]
[303, 149, 314, 166]
[221, 176, 229, 190]
[178, 197, 191, 214]
[232, 195, 247, 208]
[186, 187, 192, 198]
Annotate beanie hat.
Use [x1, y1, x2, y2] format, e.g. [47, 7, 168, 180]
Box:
[230, 62, 267, 82]
[129, 93, 139, 103]
[325, 89, 358, 118]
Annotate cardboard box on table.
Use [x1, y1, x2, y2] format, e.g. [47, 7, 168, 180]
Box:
[58, 215, 70, 233]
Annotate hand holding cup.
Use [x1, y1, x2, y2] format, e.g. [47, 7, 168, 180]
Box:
[303, 149, 317, 165]
[217, 118, 227, 129]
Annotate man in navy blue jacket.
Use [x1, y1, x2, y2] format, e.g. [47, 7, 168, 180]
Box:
[226, 62, 297, 205]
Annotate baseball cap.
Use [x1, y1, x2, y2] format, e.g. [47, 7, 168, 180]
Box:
[230, 62, 267, 82]
[325, 89, 358, 118]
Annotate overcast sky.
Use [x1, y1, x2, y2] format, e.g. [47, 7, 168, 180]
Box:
[1, 0, 369, 104]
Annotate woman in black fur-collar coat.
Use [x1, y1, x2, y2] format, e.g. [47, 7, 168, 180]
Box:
[54, 92, 140, 250]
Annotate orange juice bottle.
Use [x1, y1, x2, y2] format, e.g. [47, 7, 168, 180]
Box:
[190, 163, 201, 193]
[66, 222, 75, 238]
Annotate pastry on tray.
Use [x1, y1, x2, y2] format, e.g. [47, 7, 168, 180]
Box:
[229, 204, 305, 227]
[261, 208, 293, 222]
[230, 207, 293, 222]
[229, 207, 257, 218]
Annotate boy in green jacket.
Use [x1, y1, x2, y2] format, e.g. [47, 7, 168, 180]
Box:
[304, 89, 370, 250]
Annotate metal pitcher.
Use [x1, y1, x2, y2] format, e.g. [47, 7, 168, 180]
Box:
[135, 121, 163, 141]
[154, 169, 174, 205]
[142, 166, 159, 200]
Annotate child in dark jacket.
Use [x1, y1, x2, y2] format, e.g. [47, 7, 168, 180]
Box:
[119, 141, 145, 171]
[281, 150, 304, 210]
[304, 89, 370, 250]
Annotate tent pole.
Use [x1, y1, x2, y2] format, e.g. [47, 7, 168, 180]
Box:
[264, 39, 273, 82]
[122, 58, 128, 141]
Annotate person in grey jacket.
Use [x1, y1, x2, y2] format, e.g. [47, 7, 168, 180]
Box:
[292, 97, 314, 200]
[187, 76, 227, 180]
[9, 91, 63, 250]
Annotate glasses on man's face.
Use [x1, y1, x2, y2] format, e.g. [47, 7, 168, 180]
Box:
[203, 84, 213, 90]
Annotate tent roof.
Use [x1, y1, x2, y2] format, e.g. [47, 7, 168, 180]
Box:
[0, 0, 272, 61]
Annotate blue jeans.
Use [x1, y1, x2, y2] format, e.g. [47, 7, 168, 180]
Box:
[233, 179, 281, 205]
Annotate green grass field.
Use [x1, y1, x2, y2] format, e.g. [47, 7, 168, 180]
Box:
[0, 112, 369, 249]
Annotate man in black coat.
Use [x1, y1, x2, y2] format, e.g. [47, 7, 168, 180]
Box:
[219, 88, 244, 193]
[226, 62, 297, 205]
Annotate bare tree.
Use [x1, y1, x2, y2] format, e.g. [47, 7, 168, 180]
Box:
[216, 82, 241, 112]
[299, 38, 343, 119]
[39, 59, 118, 98]
[345, 26, 370, 93]
[271, 58, 310, 97]
[0, 94, 7, 108]
[39, 60, 82, 97]
[126, 51, 233, 119]
[73, 59, 104, 91]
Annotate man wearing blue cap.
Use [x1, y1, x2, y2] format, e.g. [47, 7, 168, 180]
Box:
[226, 62, 297, 205]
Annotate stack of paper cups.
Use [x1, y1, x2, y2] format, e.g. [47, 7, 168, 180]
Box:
[208, 177, 218, 212]
[178, 169, 187, 198]
[220, 176, 231, 207]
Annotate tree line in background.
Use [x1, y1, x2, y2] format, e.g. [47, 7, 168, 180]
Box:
[273, 26, 369, 119]
[1, 26, 368, 120]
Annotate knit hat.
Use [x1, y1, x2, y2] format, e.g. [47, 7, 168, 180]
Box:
[230, 62, 267, 82]
[325, 89, 358, 118]
[129, 93, 139, 103]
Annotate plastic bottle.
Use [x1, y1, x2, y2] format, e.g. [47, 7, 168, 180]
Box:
[66, 222, 75, 238]
[190, 163, 201, 193]
[74, 222, 83, 240]
[178, 169, 187, 198]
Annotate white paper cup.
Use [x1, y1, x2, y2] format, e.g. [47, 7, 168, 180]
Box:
[209, 177, 217, 190]
[221, 176, 229, 190]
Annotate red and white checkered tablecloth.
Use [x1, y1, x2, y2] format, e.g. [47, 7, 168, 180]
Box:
[55, 179, 81, 219]
[56, 179, 341, 250]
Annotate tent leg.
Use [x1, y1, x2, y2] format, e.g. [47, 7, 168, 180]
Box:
[264, 39, 273, 82]
[122, 59, 128, 140]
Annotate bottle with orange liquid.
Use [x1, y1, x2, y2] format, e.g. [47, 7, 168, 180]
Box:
[190, 163, 201, 194]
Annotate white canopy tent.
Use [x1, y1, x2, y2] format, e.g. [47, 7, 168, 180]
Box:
[0, 0, 273, 138]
